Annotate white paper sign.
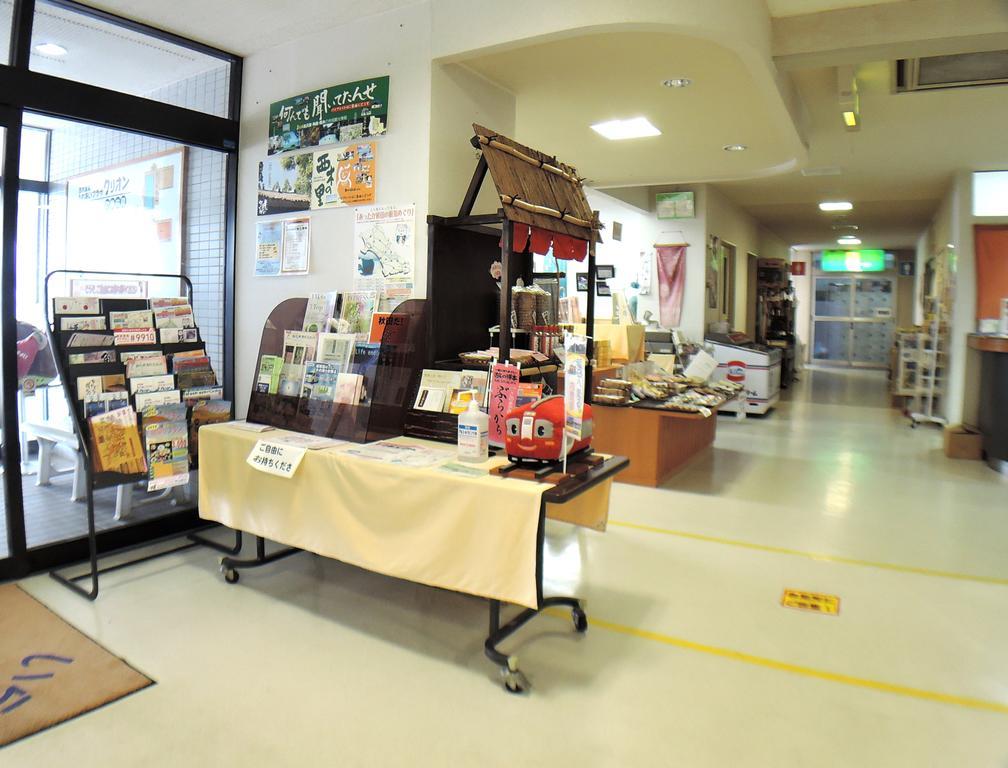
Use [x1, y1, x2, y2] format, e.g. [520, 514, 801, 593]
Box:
[246, 440, 307, 478]
[684, 349, 718, 382]
[563, 333, 588, 443]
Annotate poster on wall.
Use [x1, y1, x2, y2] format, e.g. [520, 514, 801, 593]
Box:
[268, 76, 389, 156]
[354, 204, 414, 285]
[310, 143, 376, 209]
[281, 217, 311, 275]
[65, 148, 185, 295]
[258, 152, 312, 216]
[656, 191, 695, 220]
[255, 220, 283, 277]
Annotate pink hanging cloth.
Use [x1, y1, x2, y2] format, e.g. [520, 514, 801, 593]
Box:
[656, 245, 687, 327]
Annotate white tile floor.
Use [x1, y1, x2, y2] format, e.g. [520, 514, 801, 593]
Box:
[8, 367, 1008, 766]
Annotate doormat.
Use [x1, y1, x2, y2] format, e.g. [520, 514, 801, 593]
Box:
[0, 585, 154, 748]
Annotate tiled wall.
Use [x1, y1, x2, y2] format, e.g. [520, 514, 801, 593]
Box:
[44, 65, 230, 377]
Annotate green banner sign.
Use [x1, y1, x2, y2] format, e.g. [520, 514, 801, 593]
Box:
[268, 75, 389, 155]
[821, 249, 887, 272]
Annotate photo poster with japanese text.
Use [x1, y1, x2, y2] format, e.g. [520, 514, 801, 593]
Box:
[354, 204, 414, 289]
[258, 152, 313, 216]
[311, 143, 376, 209]
[255, 220, 283, 277]
[65, 148, 185, 298]
[268, 76, 389, 156]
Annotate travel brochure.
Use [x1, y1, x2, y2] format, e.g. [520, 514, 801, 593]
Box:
[412, 369, 491, 415]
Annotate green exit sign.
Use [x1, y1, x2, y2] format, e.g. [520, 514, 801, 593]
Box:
[821, 249, 888, 272]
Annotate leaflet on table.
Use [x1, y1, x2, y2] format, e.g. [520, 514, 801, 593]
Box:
[53, 296, 100, 315]
[144, 420, 189, 491]
[129, 374, 175, 395]
[125, 354, 168, 378]
[89, 406, 145, 474]
[69, 350, 117, 365]
[68, 332, 114, 348]
[109, 309, 154, 330]
[342, 441, 451, 468]
[114, 328, 157, 346]
[76, 374, 125, 401]
[84, 391, 129, 418]
[317, 332, 356, 368]
[300, 361, 341, 400]
[437, 461, 489, 478]
[60, 316, 107, 331]
[190, 399, 231, 459]
[153, 305, 195, 329]
[302, 291, 338, 333]
[413, 369, 462, 412]
[134, 389, 181, 410]
[159, 327, 199, 344]
[278, 330, 318, 396]
[228, 420, 275, 432]
[182, 385, 224, 405]
[264, 430, 346, 450]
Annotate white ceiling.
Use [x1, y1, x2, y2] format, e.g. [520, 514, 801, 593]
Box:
[765, 0, 908, 17]
[84, 0, 422, 56]
[460, 31, 806, 189]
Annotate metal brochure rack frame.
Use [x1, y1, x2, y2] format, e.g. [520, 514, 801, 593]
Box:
[43, 269, 240, 600]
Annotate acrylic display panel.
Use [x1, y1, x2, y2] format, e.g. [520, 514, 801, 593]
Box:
[246, 297, 429, 443]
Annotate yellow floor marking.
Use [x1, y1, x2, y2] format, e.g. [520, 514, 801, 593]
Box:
[608, 520, 1008, 586]
[543, 608, 1008, 715]
[781, 588, 840, 615]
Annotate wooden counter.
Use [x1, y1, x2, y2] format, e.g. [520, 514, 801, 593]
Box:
[590, 403, 716, 487]
[968, 334, 1008, 353]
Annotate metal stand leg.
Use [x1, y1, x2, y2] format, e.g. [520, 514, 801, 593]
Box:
[484, 596, 588, 694]
[219, 536, 301, 584]
[188, 526, 243, 556]
[49, 482, 100, 600]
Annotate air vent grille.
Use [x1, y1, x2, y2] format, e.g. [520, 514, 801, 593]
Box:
[896, 50, 1008, 92]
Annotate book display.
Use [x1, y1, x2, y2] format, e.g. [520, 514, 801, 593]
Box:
[246, 295, 428, 443]
[44, 270, 235, 599]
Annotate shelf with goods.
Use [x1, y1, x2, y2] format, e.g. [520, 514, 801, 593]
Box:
[910, 297, 949, 427]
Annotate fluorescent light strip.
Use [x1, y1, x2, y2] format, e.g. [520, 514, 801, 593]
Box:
[819, 201, 853, 212]
[591, 117, 661, 141]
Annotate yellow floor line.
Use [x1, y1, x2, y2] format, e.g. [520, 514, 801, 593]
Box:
[542, 608, 1008, 715]
[608, 520, 1008, 586]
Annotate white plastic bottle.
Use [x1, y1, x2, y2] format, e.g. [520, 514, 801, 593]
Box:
[457, 399, 489, 463]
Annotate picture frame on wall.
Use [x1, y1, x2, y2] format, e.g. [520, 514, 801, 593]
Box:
[596, 281, 611, 297]
[576, 273, 589, 292]
[597, 265, 615, 280]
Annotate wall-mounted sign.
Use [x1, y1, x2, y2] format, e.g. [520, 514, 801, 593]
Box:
[268, 76, 389, 156]
[354, 204, 414, 285]
[821, 249, 887, 272]
[898, 260, 915, 277]
[258, 152, 312, 216]
[790, 261, 806, 276]
[656, 191, 695, 220]
[310, 143, 376, 209]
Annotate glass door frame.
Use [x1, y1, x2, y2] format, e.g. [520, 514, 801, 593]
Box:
[0, 0, 241, 581]
[811, 272, 898, 369]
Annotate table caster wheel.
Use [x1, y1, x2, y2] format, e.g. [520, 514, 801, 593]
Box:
[501, 667, 529, 694]
[572, 606, 588, 633]
[220, 562, 239, 584]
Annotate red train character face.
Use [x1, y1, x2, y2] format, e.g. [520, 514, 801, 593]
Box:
[505, 395, 593, 462]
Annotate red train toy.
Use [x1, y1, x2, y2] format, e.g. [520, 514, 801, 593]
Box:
[504, 395, 593, 464]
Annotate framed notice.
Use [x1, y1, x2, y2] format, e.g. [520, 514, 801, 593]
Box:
[268, 76, 389, 156]
[281, 218, 311, 275]
[656, 191, 695, 220]
[311, 143, 375, 209]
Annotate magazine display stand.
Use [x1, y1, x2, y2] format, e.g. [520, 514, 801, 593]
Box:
[245, 297, 429, 442]
[43, 269, 239, 600]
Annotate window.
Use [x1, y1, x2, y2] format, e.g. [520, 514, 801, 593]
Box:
[973, 171, 1008, 217]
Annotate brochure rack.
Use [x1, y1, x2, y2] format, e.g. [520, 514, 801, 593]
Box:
[245, 296, 429, 442]
[43, 269, 239, 600]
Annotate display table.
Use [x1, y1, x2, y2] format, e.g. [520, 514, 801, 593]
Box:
[967, 334, 1008, 474]
[590, 403, 717, 486]
[198, 423, 628, 691]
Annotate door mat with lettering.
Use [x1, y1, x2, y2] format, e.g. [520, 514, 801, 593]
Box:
[0, 585, 153, 747]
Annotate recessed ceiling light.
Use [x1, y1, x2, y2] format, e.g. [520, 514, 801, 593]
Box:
[662, 78, 692, 88]
[723, 144, 747, 152]
[34, 42, 67, 56]
[831, 223, 859, 231]
[590, 117, 661, 141]
[819, 201, 853, 212]
[837, 236, 862, 245]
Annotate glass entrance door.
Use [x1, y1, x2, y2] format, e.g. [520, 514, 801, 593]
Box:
[812, 275, 895, 368]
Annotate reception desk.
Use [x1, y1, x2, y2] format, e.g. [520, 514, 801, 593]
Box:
[968, 334, 1008, 474]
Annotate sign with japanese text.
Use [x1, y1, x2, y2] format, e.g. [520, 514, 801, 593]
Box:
[487, 363, 520, 447]
[563, 333, 587, 442]
[268, 76, 389, 156]
[310, 143, 376, 209]
[246, 440, 306, 479]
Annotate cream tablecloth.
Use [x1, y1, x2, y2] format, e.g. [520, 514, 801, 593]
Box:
[198, 424, 611, 609]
